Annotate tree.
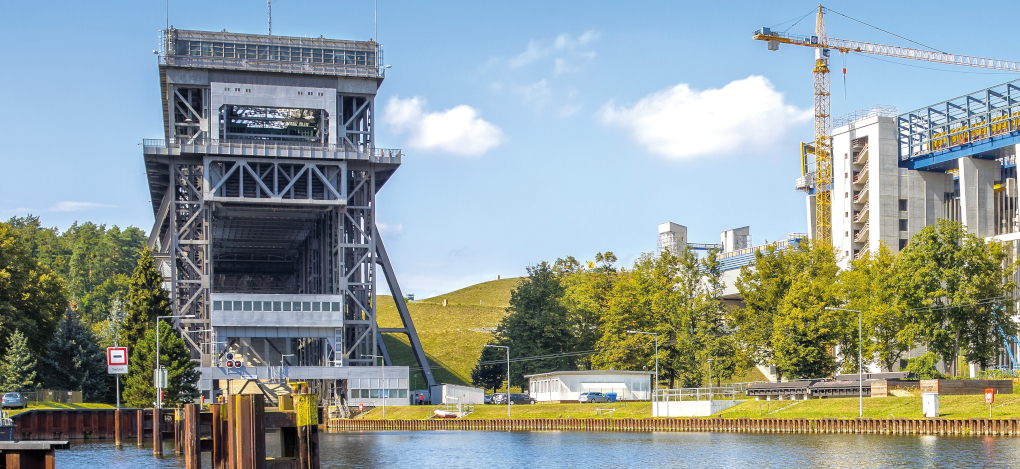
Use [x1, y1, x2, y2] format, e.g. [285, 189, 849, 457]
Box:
[904, 352, 944, 380]
[733, 240, 840, 380]
[0, 222, 66, 357]
[732, 243, 799, 373]
[897, 220, 1017, 375]
[123, 320, 200, 407]
[0, 330, 37, 392]
[470, 344, 507, 392]
[594, 248, 735, 388]
[837, 244, 908, 372]
[559, 252, 618, 370]
[39, 309, 108, 402]
[123, 248, 172, 351]
[489, 263, 577, 388]
[5, 217, 145, 324]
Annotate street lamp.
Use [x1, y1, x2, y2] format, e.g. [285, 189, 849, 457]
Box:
[707, 358, 714, 402]
[627, 331, 658, 408]
[826, 306, 863, 418]
[484, 344, 510, 418]
[155, 314, 195, 409]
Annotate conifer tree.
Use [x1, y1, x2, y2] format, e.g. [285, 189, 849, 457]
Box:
[39, 309, 108, 401]
[123, 321, 200, 408]
[123, 248, 171, 351]
[0, 330, 37, 392]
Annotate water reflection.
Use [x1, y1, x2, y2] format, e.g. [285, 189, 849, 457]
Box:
[54, 430, 1020, 468]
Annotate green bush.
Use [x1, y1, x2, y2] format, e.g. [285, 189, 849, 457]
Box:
[904, 352, 944, 380]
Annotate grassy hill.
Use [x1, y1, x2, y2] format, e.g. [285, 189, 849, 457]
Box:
[377, 278, 521, 387]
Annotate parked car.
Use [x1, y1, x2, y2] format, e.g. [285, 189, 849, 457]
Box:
[508, 393, 536, 405]
[1, 392, 26, 409]
[490, 393, 507, 405]
[484, 394, 492, 404]
[578, 392, 611, 404]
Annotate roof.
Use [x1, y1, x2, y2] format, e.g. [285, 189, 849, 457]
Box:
[524, 370, 655, 379]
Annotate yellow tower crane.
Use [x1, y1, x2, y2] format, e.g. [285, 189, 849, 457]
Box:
[754, 5, 1020, 243]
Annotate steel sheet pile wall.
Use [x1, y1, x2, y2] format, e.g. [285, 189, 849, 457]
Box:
[332, 417, 1020, 435]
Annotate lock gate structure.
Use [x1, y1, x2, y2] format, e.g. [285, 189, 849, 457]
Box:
[141, 27, 433, 406]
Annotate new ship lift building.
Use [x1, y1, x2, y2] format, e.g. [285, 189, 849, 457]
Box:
[142, 27, 433, 405]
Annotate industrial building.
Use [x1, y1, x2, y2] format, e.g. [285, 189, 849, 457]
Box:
[141, 27, 433, 407]
[657, 222, 805, 302]
[526, 370, 654, 402]
[816, 84, 1020, 268]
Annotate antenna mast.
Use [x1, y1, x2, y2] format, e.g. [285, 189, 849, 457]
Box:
[268, 0, 272, 35]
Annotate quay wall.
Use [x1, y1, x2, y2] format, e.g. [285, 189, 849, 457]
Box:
[330, 417, 1020, 436]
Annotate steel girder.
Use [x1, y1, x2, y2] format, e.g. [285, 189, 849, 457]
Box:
[148, 153, 434, 386]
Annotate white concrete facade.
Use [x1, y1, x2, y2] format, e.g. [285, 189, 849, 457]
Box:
[526, 370, 654, 402]
[831, 115, 1010, 269]
[431, 384, 485, 405]
[657, 222, 687, 255]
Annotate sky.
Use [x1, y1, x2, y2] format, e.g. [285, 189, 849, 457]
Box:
[3, 0, 1020, 297]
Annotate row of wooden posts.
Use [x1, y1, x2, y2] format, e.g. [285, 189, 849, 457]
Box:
[10, 390, 321, 469]
[331, 416, 1020, 436]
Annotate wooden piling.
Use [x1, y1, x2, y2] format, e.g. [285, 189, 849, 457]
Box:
[183, 404, 200, 469]
[153, 408, 163, 455]
[136, 409, 144, 447]
[114, 409, 122, 448]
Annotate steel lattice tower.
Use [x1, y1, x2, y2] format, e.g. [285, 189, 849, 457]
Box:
[142, 28, 435, 404]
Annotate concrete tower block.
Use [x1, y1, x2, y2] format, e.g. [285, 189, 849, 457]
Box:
[958, 157, 999, 237]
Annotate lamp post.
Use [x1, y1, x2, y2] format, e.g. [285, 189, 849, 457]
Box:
[156, 314, 195, 409]
[826, 306, 863, 418]
[627, 331, 658, 408]
[708, 358, 714, 402]
[484, 344, 510, 418]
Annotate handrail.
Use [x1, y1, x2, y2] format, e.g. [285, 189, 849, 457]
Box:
[654, 386, 738, 402]
[142, 139, 402, 161]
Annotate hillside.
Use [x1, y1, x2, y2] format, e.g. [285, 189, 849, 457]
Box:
[376, 278, 521, 387]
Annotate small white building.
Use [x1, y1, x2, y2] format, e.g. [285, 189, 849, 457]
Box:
[431, 383, 485, 405]
[526, 370, 654, 402]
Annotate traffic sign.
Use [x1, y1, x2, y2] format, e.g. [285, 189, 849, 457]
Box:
[107, 347, 128, 374]
[154, 368, 168, 389]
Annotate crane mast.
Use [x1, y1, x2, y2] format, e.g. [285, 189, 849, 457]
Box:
[811, 6, 832, 243]
[754, 5, 1020, 245]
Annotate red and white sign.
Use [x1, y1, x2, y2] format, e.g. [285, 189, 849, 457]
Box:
[107, 347, 128, 374]
[986, 388, 996, 405]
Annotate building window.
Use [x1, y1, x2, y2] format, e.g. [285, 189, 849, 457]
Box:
[899, 219, 908, 231]
[899, 199, 907, 211]
[845, 212, 849, 218]
[899, 239, 908, 250]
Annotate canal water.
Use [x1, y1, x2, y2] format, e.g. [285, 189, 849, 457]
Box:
[58, 430, 1020, 468]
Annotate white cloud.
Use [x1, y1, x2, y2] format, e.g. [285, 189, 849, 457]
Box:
[50, 201, 112, 212]
[599, 76, 811, 159]
[384, 96, 506, 157]
[507, 30, 600, 73]
[377, 222, 403, 236]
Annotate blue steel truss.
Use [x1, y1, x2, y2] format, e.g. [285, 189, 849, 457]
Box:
[899, 78, 1020, 171]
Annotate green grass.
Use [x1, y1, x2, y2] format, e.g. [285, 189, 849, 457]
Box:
[356, 395, 1020, 421]
[377, 278, 520, 386]
[7, 402, 115, 416]
[719, 394, 1020, 419]
[419, 278, 520, 307]
[357, 402, 653, 420]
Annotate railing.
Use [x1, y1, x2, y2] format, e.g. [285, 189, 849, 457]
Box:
[853, 145, 870, 164]
[899, 77, 1020, 160]
[142, 139, 402, 162]
[834, 106, 898, 129]
[854, 223, 869, 241]
[654, 387, 738, 402]
[161, 28, 385, 79]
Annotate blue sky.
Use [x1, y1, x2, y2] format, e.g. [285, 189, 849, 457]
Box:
[2, 0, 1020, 297]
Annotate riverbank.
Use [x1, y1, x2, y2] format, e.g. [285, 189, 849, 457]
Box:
[332, 415, 1020, 435]
[355, 394, 1020, 420]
